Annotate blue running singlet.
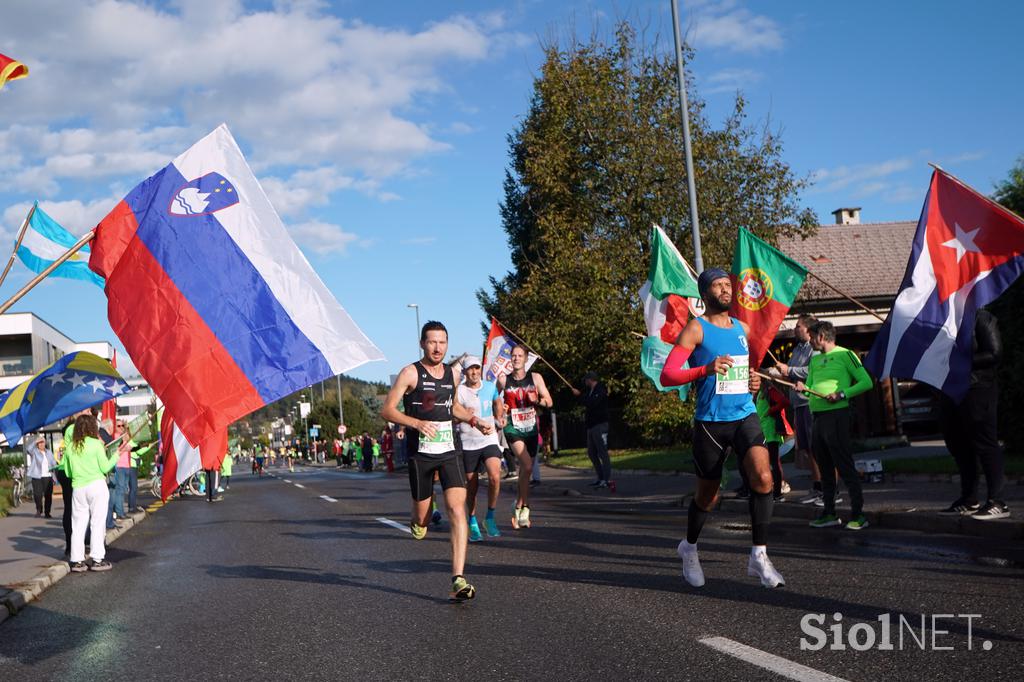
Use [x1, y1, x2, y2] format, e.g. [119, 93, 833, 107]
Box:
[689, 317, 756, 422]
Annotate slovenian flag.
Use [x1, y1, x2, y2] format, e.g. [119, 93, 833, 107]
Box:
[89, 124, 385, 446]
[16, 202, 105, 288]
[638, 225, 699, 397]
[0, 351, 129, 446]
[0, 52, 28, 91]
[865, 170, 1024, 400]
[160, 410, 227, 501]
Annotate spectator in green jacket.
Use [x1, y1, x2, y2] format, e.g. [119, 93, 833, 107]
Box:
[65, 414, 119, 572]
[796, 320, 873, 531]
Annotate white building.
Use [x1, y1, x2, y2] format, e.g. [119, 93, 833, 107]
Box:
[0, 312, 155, 417]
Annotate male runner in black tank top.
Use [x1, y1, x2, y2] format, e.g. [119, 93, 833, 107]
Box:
[381, 320, 494, 601]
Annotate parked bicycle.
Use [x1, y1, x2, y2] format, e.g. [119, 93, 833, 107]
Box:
[10, 464, 27, 508]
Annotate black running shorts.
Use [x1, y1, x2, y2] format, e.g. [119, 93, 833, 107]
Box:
[506, 432, 539, 458]
[462, 444, 502, 474]
[408, 455, 467, 501]
[691, 413, 767, 481]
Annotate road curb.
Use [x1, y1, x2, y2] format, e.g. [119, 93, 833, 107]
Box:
[713, 497, 1023, 539]
[1, 508, 150, 622]
[537, 480, 1023, 540]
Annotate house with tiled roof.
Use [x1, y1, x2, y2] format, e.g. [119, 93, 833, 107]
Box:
[772, 208, 933, 439]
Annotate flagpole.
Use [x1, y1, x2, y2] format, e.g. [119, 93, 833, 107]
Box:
[804, 271, 886, 323]
[0, 230, 94, 315]
[670, 0, 704, 272]
[752, 369, 829, 399]
[928, 162, 1024, 225]
[492, 317, 576, 390]
[0, 203, 36, 291]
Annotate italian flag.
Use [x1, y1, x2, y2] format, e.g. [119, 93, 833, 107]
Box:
[639, 225, 700, 343]
[638, 225, 699, 397]
[729, 227, 807, 368]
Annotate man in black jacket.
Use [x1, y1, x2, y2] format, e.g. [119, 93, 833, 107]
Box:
[937, 309, 1009, 519]
[573, 372, 611, 488]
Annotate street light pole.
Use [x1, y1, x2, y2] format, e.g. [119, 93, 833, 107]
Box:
[670, 0, 704, 272]
[407, 303, 420, 356]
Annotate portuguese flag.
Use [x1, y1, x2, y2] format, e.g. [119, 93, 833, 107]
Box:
[0, 53, 28, 91]
[729, 227, 807, 368]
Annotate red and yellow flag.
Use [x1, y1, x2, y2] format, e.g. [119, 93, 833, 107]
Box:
[730, 227, 807, 368]
[0, 53, 28, 90]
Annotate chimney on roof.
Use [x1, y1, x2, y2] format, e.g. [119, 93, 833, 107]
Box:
[832, 207, 861, 225]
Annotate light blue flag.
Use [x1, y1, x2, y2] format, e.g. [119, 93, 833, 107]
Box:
[16, 202, 104, 287]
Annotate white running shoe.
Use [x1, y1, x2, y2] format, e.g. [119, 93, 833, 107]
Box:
[519, 506, 531, 528]
[677, 540, 705, 587]
[747, 548, 785, 588]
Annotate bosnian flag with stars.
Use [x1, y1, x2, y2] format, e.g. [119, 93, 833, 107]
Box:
[865, 170, 1024, 401]
[0, 351, 129, 445]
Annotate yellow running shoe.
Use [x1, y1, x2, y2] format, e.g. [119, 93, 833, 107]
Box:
[410, 522, 427, 540]
[450, 575, 476, 602]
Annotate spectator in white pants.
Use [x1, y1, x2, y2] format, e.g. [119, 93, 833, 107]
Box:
[65, 414, 119, 572]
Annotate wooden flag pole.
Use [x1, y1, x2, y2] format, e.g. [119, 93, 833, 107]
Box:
[0, 203, 36, 291]
[752, 369, 829, 399]
[0, 230, 94, 316]
[493, 317, 576, 390]
[928, 162, 1024, 225]
[804, 271, 886, 322]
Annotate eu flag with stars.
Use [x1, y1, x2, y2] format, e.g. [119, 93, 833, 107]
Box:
[0, 351, 130, 445]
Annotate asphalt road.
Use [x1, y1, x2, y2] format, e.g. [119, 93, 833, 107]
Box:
[1, 464, 1021, 681]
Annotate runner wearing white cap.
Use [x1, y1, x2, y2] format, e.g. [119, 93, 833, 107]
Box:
[457, 355, 506, 539]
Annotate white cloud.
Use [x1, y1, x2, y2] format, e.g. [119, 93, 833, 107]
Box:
[704, 67, 762, 94]
[288, 219, 359, 255]
[688, 1, 783, 54]
[0, 1, 515, 198]
[2, 196, 119, 241]
[810, 158, 913, 194]
[400, 236, 437, 246]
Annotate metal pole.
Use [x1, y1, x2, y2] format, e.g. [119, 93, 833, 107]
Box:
[0, 203, 36, 291]
[408, 304, 421, 356]
[336, 374, 344, 427]
[670, 0, 704, 272]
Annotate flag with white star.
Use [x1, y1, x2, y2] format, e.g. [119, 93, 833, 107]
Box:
[865, 169, 1024, 400]
[0, 351, 129, 445]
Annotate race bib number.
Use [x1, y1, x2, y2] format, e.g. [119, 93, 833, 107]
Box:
[715, 355, 750, 395]
[510, 407, 537, 431]
[418, 421, 455, 455]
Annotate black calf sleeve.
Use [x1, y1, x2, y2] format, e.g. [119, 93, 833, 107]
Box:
[749, 491, 773, 545]
[687, 498, 710, 544]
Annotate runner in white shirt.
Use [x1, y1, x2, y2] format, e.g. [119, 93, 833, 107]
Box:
[456, 355, 506, 540]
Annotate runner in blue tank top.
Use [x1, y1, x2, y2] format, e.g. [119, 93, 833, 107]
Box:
[660, 268, 785, 589]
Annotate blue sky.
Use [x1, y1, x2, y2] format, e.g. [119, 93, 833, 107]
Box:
[1, 0, 1021, 384]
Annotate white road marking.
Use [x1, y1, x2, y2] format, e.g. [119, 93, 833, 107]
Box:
[376, 517, 412, 534]
[282, 479, 292, 483]
[293, 483, 305, 489]
[319, 495, 338, 502]
[699, 637, 850, 682]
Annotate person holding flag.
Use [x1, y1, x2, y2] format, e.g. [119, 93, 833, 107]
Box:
[659, 268, 785, 589]
[498, 345, 553, 530]
[797, 321, 873, 530]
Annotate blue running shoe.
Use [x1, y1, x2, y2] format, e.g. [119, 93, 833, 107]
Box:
[485, 515, 501, 537]
[468, 517, 483, 542]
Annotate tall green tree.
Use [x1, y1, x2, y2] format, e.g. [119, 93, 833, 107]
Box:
[479, 24, 817, 442]
[989, 155, 1024, 454]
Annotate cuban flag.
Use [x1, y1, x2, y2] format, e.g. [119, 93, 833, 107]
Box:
[160, 410, 227, 501]
[89, 124, 385, 446]
[865, 170, 1024, 401]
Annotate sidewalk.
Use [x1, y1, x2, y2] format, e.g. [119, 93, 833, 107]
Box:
[532, 456, 1024, 540]
[1, 486, 150, 624]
